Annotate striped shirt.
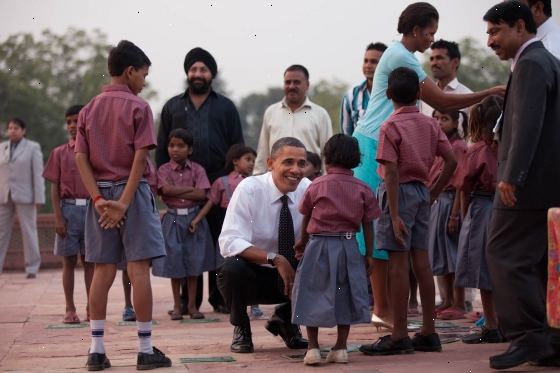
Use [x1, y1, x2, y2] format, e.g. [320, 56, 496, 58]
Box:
[340, 80, 370, 135]
[208, 171, 245, 208]
[75, 84, 156, 181]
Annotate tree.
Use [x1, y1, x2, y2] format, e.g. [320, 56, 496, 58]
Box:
[237, 87, 284, 148]
[422, 37, 510, 92]
[0, 28, 157, 154]
[309, 79, 348, 134]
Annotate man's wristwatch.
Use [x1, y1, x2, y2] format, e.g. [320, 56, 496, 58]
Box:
[267, 252, 278, 266]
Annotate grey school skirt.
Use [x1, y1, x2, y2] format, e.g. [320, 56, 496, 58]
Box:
[291, 234, 370, 328]
[152, 208, 217, 278]
[428, 191, 459, 276]
[455, 195, 494, 290]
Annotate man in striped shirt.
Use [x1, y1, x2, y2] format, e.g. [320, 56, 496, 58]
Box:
[340, 42, 387, 135]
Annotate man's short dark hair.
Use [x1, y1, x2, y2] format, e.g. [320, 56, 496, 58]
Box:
[65, 104, 84, 118]
[483, 1, 537, 34]
[8, 117, 26, 130]
[397, 2, 439, 34]
[527, 0, 552, 17]
[270, 137, 306, 158]
[366, 42, 388, 53]
[108, 40, 151, 77]
[284, 65, 309, 80]
[387, 67, 420, 105]
[431, 39, 461, 60]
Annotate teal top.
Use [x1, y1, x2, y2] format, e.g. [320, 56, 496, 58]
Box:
[353, 41, 427, 140]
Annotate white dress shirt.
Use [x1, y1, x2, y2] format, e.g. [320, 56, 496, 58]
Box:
[219, 172, 311, 259]
[420, 77, 473, 117]
[537, 17, 560, 60]
[254, 97, 332, 175]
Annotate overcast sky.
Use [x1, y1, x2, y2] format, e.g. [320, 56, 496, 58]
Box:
[2, 0, 559, 113]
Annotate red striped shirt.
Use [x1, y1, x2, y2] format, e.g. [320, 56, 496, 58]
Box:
[43, 139, 89, 199]
[157, 159, 211, 208]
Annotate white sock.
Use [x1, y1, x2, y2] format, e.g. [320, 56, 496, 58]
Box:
[90, 320, 105, 354]
[137, 321, 154, 354]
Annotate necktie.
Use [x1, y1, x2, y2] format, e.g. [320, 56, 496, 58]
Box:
[277, 195, 297, 291]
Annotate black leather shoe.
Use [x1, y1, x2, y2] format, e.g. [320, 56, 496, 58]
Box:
[231, 325, 254, 353]
[86, 352, 111, 371]
[490, 344, 554, 370]
[265, 319, 308, 349]
[213, 305, 230, 314]
[529, 352, 560, 367]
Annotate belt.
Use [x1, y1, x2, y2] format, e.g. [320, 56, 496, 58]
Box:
[62, 198, 88, 206]
[167, 207, 199, 216]
[97, 179, 129, 188]
[311, 232, 356, 239]
[471, 190, 495, 198]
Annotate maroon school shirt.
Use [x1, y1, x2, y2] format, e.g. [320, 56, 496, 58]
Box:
[299, 167, 380, 234]
[75, 84, 156, 181]
[208, 171, 245, 208]
[457, 141, 497, 192]
[428, 134, 467, 190]
[43, 139, 89, 199]
[157, 159, 210, 208]
[376, 106, 452, 185]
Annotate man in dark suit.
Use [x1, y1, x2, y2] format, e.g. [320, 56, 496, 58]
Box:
[484, 2, 560, 370]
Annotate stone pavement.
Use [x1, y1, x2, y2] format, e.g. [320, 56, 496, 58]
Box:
[0, 269, 555, 372]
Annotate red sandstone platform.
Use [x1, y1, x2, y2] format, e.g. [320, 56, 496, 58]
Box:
[0, 270, 555, 372]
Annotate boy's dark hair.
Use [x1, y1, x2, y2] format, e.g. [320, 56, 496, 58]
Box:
[323, 134, 361, 169]
[527, 0, 552, 17]
[108, 40, 152, 77]
[305, 151, 322, 168]
[366, 42, 388, 53]
[224, 143, 257, 173]
[468, 95, 503, 143]
[483, 1, 537, 34]
[65, 104, 84, 118]
[8, 117, 26, 130]
[387, 67, 420, 105]
[270, 137, 306, 158]
[432, 109, 469, 138]
[398, 2, 439, 34]
[168, 128, 193, 147]
[431, 39, 461, 60]
[284, 64, 309, 80]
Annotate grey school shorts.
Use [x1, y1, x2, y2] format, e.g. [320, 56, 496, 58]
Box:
[84, 180, 166, 264]
[54, 200, 87, 257]
[376, 182, 430, 252]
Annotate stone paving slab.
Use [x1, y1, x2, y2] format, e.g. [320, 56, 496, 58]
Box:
[0, 269, 557, 372]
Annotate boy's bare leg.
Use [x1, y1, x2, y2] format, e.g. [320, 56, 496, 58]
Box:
[481, 289, 498, 329]
[171, 278, 182, 315]
[333, 325, 350, 350]
[62, 255, 78, 313]
[89, 263, 118, 319]
[123, 270, 133, 308]
[411, 248, 436, 335]
[81, 256, 94, 320]
[388, 251, 410, 340]
[186, 276, 198, 315]
[372, 259, 392, 320]
[127, 260, 152, 322]
[306, 326, 319, 349]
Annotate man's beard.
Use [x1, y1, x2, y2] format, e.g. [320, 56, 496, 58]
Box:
[188, 78, 212, 94]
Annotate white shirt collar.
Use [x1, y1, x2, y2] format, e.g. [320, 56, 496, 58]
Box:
[512, 37, 539, 71]
[537, 18, 557, 40]
[265, 172, 296, 204]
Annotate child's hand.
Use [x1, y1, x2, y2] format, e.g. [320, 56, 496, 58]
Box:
[365, 256, 375, 276]
[391, 216, 409, 247]
[98, 200, 127, 229]
[447, 215, 460, 234]
[293, 240, 307, 261]
[188, 221, 198, 233]
[54, 216, 67, 237]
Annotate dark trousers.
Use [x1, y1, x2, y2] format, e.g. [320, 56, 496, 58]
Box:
[487, 209, 560, 349]
[181, 206, 227, 310]
[217, 256, 291, 326]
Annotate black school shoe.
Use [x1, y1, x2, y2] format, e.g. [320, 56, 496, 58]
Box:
[359, 335, 415, 356]
[137, 347, 172, 370]
[86, 352, 111, 371]
[411, 332, 443, 352]
[462, 327, 505, 344]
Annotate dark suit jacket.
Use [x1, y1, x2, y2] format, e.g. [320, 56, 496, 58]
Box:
[495, 41, 560, 210]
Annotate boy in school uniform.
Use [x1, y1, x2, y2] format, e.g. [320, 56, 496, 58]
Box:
[43, 104, 94, 324]
[360, 67, 457, 355]
[75, 40, 171, 371]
